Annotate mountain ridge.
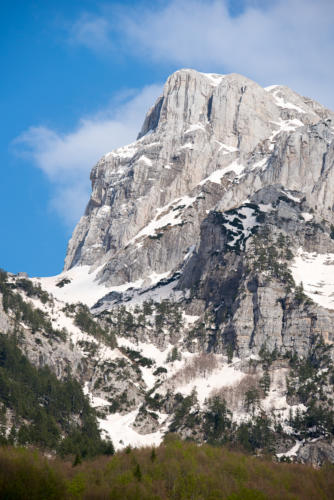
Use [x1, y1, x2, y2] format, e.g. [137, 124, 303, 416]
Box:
[1, 68, 334, 465]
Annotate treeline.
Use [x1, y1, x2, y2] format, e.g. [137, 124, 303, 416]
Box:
[99, 299, 183, 337]
[0, 438, 333, 499]
[0, 270, 66, 341]
[142, 337, 334, 456]
[0, 334, 113, 458]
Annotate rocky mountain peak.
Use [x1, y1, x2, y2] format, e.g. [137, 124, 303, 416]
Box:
[63, 68, 334, 307]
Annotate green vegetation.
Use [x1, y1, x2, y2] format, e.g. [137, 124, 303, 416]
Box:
[169, 390, 200, 434]
[160, 339, 334, 457]
[211, 204, 261, 253]
[0, 440, 333, 499]
[294, 282, 312, 306]
[163, 389, 278, 455]
[249, 231, 295, 290]
[166, 346, 182, 362]
[286, 336, 334, 439]
[74, 304, 111, 341]
[0, 334, 113, 458]
[122, 347, 154, 368]
[153, 366, 168, 376]
[0, 271, 65, 341]
[56, 278, 71, 288]
[235, 415, 275, 454]
[99, 299, 183, 338]
[14, 277, 50, 304]
[203, 395, 232, 444]
[61, 302, 117, 346]
[330, 224, 334, 240]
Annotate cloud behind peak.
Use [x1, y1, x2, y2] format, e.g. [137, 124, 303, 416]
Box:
[13, 84, 162, 226]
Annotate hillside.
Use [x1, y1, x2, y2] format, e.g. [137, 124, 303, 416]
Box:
[0, 440, 334, 499]
[1, 69, 334, 465]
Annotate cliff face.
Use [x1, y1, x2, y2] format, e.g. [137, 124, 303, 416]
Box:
[178, 185, 334, 358]
[64, 70, 334, 292]
[60, 69, 334, 357]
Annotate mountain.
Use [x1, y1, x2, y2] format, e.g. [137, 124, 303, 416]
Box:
[1, 69, 334, 465]
[65, 69, 334, 287]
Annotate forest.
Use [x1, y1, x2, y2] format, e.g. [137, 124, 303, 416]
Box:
[0, 437, 333, 499]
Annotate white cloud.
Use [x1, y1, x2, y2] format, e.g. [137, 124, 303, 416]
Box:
[71, 0, 334, 109]
[68, 13, 112, 51]
[13, 0, 334, 226]
[14, 84, 162, 226]
[121, 0, 334, 109]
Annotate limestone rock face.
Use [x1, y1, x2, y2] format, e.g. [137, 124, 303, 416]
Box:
[64, 69, 334, 292]
[177, 185, 334, 358]
[296, 440, 334, 467]
[0, 295, 10, 334]
[60, 68, 334, 363]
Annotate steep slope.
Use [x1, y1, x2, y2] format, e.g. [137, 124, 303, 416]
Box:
[0, 271, 113, 456]
[3, 69, 334, 464]
[62, 69, 334, 298]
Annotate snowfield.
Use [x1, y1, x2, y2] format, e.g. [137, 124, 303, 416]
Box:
[290, 249, 334, 309]
[98, 410, 166, 451]
[34, 265, 145, 308]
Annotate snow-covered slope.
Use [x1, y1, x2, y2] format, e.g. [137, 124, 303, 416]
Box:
[291, 250, 334, 309]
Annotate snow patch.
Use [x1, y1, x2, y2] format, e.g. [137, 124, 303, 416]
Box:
[258, 203, 273, 213]
[271, 91, 306, 114]
[269, 118, 304, 145]
[117, 339, 172, 368]
[35, 266, 144, 308]
[222, 205, 259, 248]
[214, 140, 239, 154]
[265, 85, 280, 91]
[138, 155, 153, 166]
[282, 190, 301, 203]
[128, 195, 197, 245]
[201, 72, 225, 86]
[277, 441, 303, 459]
[172, 362, 245, 405]
[183, 314, 200, 326]
[84, 383, 110, 408]
[98, 410, 164, 451]
[290, 249, 334, 309]
[251, 157, 268, 170]
[199, 160, 245, 186]
[147, 271, 171, 285]
[106, 141, 139, 160]
[96, 205, 111, 218]
[35, 266, 108, 308]
[184, 123, 205, 134]
[180, 142, 195, 150]
[301, 212, 313, 222]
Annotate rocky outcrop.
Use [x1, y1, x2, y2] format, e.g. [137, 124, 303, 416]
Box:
[297, 440, 334, 467]
[178, 185, 334, 358]
[64, 69, 334, 293]
[52, 70, 334, 362]
[0, 295, 10, 334]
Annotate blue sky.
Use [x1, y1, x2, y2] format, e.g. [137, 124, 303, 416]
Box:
[1, 0, 333, 276]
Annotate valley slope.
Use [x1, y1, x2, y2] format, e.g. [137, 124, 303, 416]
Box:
[1, 69, 334, 465]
